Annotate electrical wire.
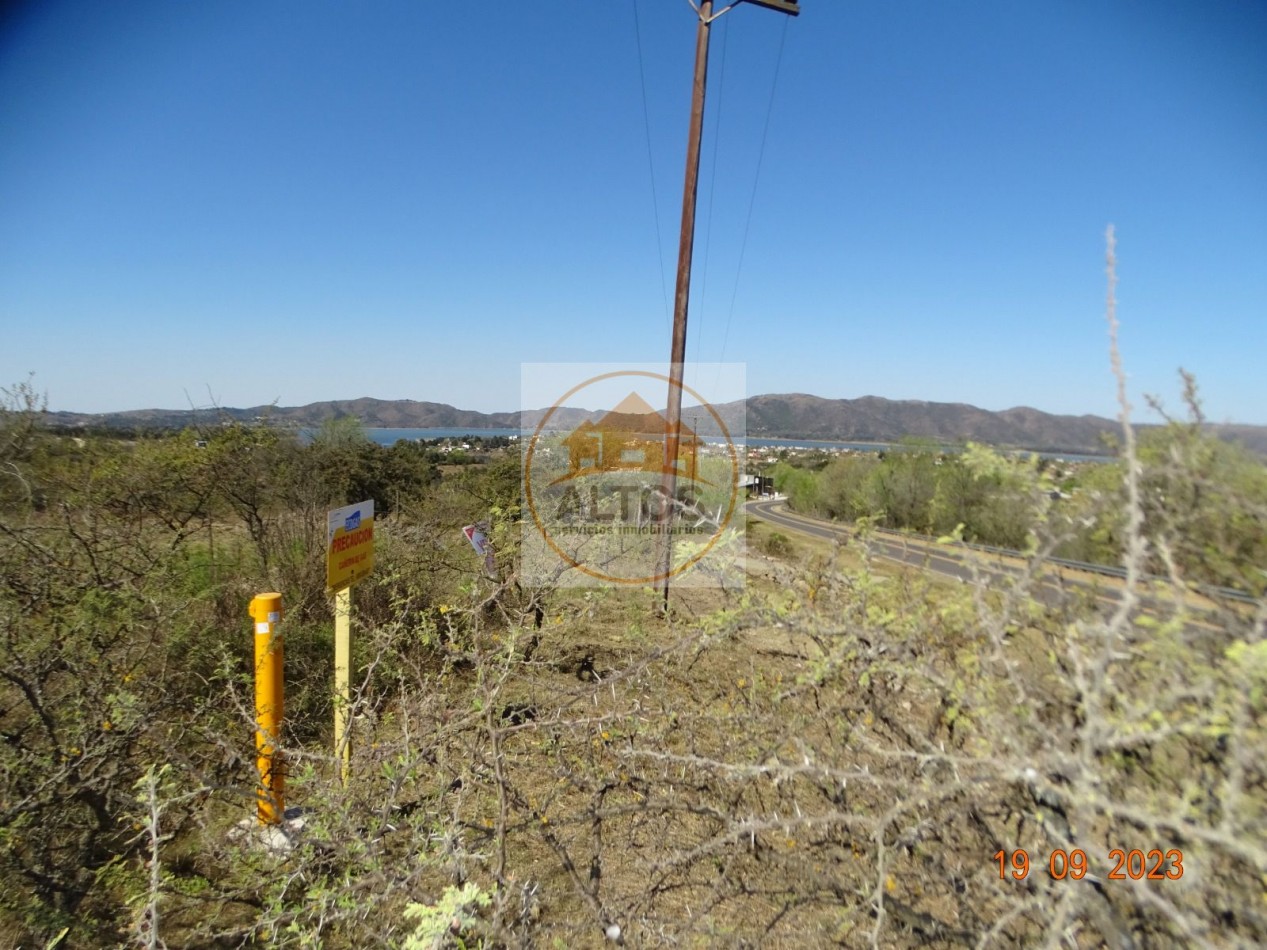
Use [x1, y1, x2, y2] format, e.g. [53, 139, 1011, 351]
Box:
[632, 0, 672, 333]
[692, 12, 729, 368]
[716, 13, 790, 369]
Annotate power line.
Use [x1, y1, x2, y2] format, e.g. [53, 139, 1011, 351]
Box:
[693, 13, 728, 368]
[632, 0, 672, 333]
[717, 13, 790, 367]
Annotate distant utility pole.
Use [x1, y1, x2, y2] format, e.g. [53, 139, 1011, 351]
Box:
[660, 0, 799, 609]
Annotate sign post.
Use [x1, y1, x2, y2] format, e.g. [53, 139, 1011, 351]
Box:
[333, 586, 351, 784]
[327, 500, 375, 785]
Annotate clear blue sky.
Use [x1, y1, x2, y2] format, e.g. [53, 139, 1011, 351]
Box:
[2, 1, 1265, 423]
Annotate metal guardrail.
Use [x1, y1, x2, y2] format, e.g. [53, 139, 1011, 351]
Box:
[884, 531, 1258, 605]
[748, 500, 1260, 606]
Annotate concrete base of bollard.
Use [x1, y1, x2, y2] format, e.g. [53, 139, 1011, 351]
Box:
[227, 807, 307, 855]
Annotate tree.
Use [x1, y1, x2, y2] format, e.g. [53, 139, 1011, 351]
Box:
[0, 377, 45, 511]
[817, 455, 877, 522]
[1135, 412, 1267, 595]
[868, 439, 939, 531]
[771, 461, 821, 514]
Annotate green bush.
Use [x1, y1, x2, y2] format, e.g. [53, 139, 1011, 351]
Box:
[763, 531, 794, 558]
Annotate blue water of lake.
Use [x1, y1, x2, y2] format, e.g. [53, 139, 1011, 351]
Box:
[362, 428, 1108, 461]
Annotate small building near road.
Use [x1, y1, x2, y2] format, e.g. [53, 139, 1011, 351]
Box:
[740, 474, 775, 498]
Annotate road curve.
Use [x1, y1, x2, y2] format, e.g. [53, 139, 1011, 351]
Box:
[744, 498, 1228, 627]
[747, 498, 1004, 586]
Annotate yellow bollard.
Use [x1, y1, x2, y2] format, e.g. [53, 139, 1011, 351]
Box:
[249, 592, 284, 825]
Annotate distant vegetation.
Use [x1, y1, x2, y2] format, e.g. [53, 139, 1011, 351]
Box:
[771, 400, 1267, 598]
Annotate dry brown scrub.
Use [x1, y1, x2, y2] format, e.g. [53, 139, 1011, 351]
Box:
[123, 505, 1262, 948]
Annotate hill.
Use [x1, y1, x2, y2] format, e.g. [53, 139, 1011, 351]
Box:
[41, 394, 1267, 456]
[728, 393, 1123, 455]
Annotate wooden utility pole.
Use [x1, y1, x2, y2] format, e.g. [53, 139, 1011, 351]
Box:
[660, 0, 798, 608]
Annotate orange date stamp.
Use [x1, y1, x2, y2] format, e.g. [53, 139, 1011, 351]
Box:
[994, 848, 1184, 881]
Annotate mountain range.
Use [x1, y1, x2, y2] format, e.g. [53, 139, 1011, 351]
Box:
[43, 394, 1267, 456]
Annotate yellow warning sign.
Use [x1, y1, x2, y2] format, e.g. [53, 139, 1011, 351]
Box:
[327, 500, 375, 590]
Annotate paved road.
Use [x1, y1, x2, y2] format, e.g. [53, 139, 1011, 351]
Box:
[744, 499, 1013, 580]
[748, 498, 1020, 586]
[744, 498, 1228, 627]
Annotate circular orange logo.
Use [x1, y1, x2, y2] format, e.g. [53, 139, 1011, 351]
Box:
[523, 370, 741, 586]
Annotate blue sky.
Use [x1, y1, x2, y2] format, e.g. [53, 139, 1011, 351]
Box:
[2, 1, 1265, 423]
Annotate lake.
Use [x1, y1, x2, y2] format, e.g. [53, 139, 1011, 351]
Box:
[362, 428, 886, 451]
[361, 428, 1109, 461]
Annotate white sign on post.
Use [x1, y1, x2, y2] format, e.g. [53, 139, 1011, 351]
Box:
[463, 523, 496, 576]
